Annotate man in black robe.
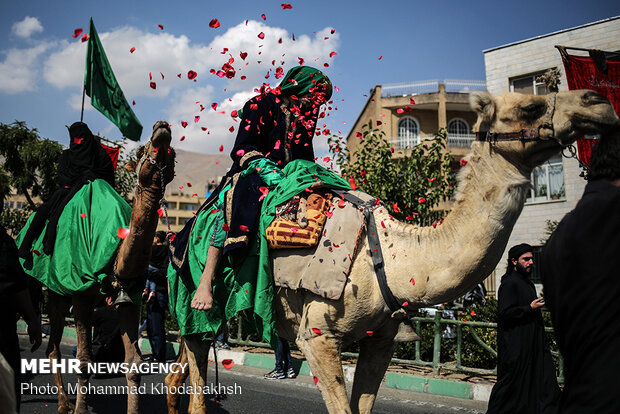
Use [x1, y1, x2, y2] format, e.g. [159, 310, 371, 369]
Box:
[486, 244, 560, 414]
[542, 127, 620, 413]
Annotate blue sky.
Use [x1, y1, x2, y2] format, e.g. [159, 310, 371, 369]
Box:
[1, 1, 618, 159]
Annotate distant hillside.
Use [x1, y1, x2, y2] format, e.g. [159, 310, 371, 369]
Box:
[166, 149, 231, 196]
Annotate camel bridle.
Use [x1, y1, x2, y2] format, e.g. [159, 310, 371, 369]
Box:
[475, 92, 558, 144]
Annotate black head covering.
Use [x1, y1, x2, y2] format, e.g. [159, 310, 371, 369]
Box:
[58, 122, 114, 187]
[508, 243, 533, 260]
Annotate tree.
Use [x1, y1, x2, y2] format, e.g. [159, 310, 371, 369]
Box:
[0, 121, 63, 209]
[328, 121, 455, 224]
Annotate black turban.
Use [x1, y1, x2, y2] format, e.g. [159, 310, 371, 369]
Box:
[508, 243, 533, 260]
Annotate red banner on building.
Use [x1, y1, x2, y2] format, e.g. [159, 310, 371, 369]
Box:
[559, 48, 620, 166]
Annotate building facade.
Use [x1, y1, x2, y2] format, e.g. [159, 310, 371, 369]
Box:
[483, 16, 620, 291]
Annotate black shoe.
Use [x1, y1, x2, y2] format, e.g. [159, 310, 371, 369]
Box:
[263, 369, 285, 380]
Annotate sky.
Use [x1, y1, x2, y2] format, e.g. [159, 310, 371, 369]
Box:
[1, 1, 619, 161]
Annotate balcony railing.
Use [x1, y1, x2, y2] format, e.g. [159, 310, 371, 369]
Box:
[447, 133, 475, 147]
[391, 133, 475, 149]
[381, 79, 486, 97]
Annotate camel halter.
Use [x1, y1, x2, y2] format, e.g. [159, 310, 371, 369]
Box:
[135, 139, 173, 231]
[474, 92, 557, 144]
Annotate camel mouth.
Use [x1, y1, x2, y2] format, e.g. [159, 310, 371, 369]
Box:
[572, 113, 619, 135]
[151, 121, 172, 146]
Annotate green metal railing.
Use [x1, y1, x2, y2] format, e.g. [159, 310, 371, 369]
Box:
[227, 311, 564, 382]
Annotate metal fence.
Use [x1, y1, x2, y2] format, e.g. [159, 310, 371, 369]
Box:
[381, 79, 486, 97]
[227, 311, 564, 382]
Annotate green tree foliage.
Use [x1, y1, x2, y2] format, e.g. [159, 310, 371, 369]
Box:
[328, 121, 455, 224]
[0, 121, 63, 208]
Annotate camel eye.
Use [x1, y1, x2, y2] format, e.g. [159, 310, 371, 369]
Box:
[520, 103, 545, 118]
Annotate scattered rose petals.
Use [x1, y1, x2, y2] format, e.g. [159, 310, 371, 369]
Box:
[180, 136, 185, 141]
[418, 197, 426, 203]
[194, 116, 200, 123]
[32, 249, 41, 256]
[219, 145, 224, 152]
[74, 137, 83, 145]
[72, 28, 83, 38]
[312, 328, 322, 335]
[130, 47, 136, 53]
[378, 55, 383, 60]
[181, 121, 188, 128]
[329, 52, 338, 58]
[298, 56, 304, 65]
[281, 3, 293, 9]
[221, 359, 234, 369]
[258, 32, 265, 39]
[209, 19, 221, 28]
[258, 186, 269, 201]
[236, 149, 245, 157]
[240, 225, 249, 232]
[188, 70, 197, 80]
[81, 33, 89, 42]
[313, 376, 319, 385]
[80, 213, 86, 218]
[410, 97, 416, 105]
[222, 224, 230, 232]
[211, 103, 218, 111]
[229, 126, 235, 133]
[409, 278, 415, 286]
[392, 203, 401, 213]
[324, 210, 333, 218]
[158, 24, 164, 30]
[366, 331, 374, 336]
[460, 159, 468, 166]
[261, 14, 266, 20]
[149, 82, 156, 89]
[240, 52, 248, 60]
[402, 301, 409, 307]
[470, 310, 476, 316]
[117, 228, 130, 239]
[274, 140, 281, 150]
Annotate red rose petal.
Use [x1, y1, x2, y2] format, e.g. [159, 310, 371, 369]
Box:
[211, 103, 218, 111]
[149, 82, 156, 89]
[130, 47, 136, 53]
[117, 228, 130, 239]
[312, 328, 323, 336]
[392, 203, 401, 213]
[402, 301, 409, 307]
[410, 278, 415, 286]
[158, 24, 164, 30]
[219, 145, 224, 152]
[221, 359, 234, 369]
[258, 32, 265, 39]
[460, 159, 468, 166]
[418, 197, 426, 203]
[222, 224, 230, 232]
[180, 136, 185, 141]
[194, 116, 200, 123]
[261, 14, 266, 21]
[236, 149, 245, 157]
[32, 249, 41, 256]
[72, 28, 83, 38]
[240, 225, 249, 232]
[313, 376, 319, 385]
[188, 70, 197, 80]
[209, 19, 221, 28]
[81, 33, 89, 42]
[157, 208, 164, 217]
[181, 121, 188, 128]
[329, 52, 338, 58]
[281, 3, 293, 9]
[366, 331, 374, 336]
[80, 213, 86, 218]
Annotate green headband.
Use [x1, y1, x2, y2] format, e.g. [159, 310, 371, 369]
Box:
[278, 66, 332, 101]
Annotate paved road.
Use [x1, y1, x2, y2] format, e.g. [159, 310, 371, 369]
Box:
[17, 335, 487, 413]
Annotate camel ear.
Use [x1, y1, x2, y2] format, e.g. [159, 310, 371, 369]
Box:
[470, 91, 495, 124]
[124, 161, 137, 172]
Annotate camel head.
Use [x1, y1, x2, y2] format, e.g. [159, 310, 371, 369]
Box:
[127, 121, 176, 193]
[470, 90, 618, 169]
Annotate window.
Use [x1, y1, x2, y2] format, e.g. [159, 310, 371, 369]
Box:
[447, 119, 472, 147]
[510, 70, 551, 95]
[181, 203, 197, 211]
[526, 154, 565, 202]
[160, 217, 175, 225]
[397, 117, 419, 149]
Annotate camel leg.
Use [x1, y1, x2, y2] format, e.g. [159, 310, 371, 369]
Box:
[117, 302, 142, 414]
[46, 291, 74, 414]
[349, 334, 397, 414]
[72, 294, 95, 414]
[165, 337, 190, 414]
[296, 335, 351, 414]
[184, 335, 210, 414]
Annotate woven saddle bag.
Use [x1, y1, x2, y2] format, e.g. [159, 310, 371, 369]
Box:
[266, 192, 332, 249]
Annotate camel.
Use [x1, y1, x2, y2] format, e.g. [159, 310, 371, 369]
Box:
[166, 89, 618, 414]
[44, 121, 175, 414]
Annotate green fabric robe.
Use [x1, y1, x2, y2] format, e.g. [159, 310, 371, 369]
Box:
[167, 160, 350, 348]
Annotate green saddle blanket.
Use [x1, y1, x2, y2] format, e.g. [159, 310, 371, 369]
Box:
[16, 179, 132, 296]
[167, 160, 350, 348]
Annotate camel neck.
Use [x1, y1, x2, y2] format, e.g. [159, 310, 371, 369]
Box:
[382, 142, 531, 307]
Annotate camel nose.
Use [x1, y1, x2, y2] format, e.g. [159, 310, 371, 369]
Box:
[582, 91, 610, 106]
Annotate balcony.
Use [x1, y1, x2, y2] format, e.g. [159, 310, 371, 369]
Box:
[381, 79, 486, 98]
[390, 133, 475, 149]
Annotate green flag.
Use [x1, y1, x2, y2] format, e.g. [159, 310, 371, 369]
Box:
[84, 18, 142, 141]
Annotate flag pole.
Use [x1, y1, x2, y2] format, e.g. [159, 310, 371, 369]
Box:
[80, 84, 86, 122]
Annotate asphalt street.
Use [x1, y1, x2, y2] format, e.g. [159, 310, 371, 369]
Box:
[16, 335, 487, 414]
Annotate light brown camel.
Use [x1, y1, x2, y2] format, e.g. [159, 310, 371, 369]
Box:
[45, 121, 175, 414]
[166, 89, 618, 414]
